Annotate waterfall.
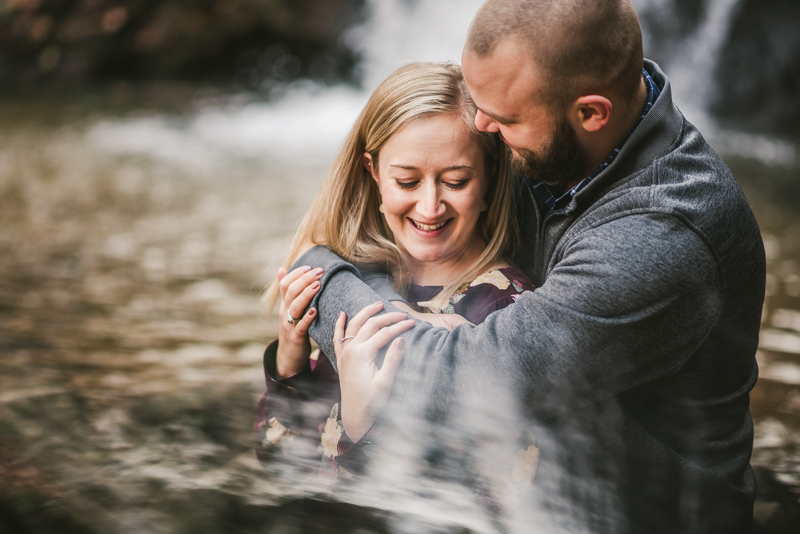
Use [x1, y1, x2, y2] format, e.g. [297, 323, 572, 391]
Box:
[632, 0, 745, 127]
[355, 0, 485, 90]
[632, 0, 796, 165]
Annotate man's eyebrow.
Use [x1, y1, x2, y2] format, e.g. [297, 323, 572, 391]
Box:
[389, 165, 475, 171]
[478, 107, 516, 124]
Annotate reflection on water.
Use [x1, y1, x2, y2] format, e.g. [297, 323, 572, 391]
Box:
[1, 94, 799, 532]
[0, 99, 309, 532]
[742, 158, 800, 531]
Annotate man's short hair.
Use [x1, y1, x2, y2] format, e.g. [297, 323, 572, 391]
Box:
[466, 0, 644, 109]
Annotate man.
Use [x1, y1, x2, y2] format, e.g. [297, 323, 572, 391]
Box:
[287, 0, 765, 532]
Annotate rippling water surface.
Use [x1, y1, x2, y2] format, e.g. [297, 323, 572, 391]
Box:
[1, 87, 799, 533]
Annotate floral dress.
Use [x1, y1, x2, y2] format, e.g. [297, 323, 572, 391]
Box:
[253, 267, 538, 510]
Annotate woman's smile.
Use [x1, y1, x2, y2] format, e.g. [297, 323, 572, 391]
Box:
[408, 217, 452, 236]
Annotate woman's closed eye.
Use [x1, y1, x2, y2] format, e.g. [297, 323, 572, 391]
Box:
[444, 179, 469, 190]
[393, 179, 471, 191]
[395, 180, 419, 190]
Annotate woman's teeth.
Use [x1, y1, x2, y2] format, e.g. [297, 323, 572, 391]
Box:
[411, 219, 447, 231]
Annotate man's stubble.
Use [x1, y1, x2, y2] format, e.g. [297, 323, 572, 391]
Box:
[508, 116, 592, 191]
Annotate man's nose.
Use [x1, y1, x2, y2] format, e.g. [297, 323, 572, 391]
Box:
[475, 110, 500, 133]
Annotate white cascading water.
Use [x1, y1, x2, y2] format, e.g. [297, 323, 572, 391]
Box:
[632, 0, 796, 165]
[88, 0, 796, 172]
[632, 0, 746, 124]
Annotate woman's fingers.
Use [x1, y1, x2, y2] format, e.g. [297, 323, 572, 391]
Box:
[285, 267, 323, 301]
[344, 301, 386, 336]
[356, 312, 411, 340]
[373, 337, 406, 397]
[333, 311, 347, 358]
[279, 265, 311, 297]
[286, 279, 321, 321]
[280, 265, 324, 300]
[294, 308, 316, 338]
[361, 319, 415, 352]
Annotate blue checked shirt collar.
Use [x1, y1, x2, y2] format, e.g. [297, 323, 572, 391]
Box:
[532, 69, 661, 213]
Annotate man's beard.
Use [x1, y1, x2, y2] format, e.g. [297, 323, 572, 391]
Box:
[509, 117, 591, 191]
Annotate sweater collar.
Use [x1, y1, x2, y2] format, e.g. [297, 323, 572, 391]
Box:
[527, 60, 685, 215]
[533, 67, 661, 213]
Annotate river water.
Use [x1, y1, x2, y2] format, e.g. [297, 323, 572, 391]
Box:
[1, 0, 799, 532]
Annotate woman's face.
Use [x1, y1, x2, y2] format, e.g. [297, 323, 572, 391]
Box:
[364, 113, 490, 269]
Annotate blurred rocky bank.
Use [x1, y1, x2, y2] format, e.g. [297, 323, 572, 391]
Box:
[0, 0, 364, 95]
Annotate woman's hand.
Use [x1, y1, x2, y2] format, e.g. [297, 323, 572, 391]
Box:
[275, 265, 324, 379]
[334, 302, 415, 443]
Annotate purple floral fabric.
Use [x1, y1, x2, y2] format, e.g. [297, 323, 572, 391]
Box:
[407, 267, 535, 324]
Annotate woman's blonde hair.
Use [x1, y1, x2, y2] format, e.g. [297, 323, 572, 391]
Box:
[266, 62, 518, 311]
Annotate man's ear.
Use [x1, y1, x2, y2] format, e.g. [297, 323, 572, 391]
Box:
[573, 95, 612, 133]
[363, 152, 379, 183]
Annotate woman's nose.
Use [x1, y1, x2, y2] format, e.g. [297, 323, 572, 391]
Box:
[416, 184, 447, 220]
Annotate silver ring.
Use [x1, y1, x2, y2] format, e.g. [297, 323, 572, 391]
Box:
[337, 336, 355, 344]
[286, 311, 299, 325]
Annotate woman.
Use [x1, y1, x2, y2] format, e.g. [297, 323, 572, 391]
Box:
[255, 62, 537, 512]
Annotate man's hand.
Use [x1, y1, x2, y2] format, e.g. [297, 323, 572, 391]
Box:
[392, 301, 472, 330]
[333, 302, 415, 442]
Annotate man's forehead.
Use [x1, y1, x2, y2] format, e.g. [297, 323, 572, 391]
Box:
[462, 39, 542, 116]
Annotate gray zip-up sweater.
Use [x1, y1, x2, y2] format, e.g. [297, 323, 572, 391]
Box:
[292, 60, 765, 533]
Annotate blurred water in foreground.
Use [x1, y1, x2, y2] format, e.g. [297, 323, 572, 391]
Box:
[2, 0, 800, 532]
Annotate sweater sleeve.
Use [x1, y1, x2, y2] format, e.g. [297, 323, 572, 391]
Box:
[293, 214, 722, 427]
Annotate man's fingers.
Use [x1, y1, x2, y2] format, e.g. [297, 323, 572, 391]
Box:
[357, 312, 411, 340]
[333, 311, 346, 358]
[345, 301, 386, 337]
[362, 319, 415, 352]
[294, 308, 316, 338]
[286, 280, 321, 321]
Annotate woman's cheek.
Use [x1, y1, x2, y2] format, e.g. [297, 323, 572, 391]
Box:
[383, 197, 411, 232]
[454, 190, 483, 221]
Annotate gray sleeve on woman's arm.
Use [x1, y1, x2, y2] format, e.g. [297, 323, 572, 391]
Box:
[360, 266, 407, 304]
